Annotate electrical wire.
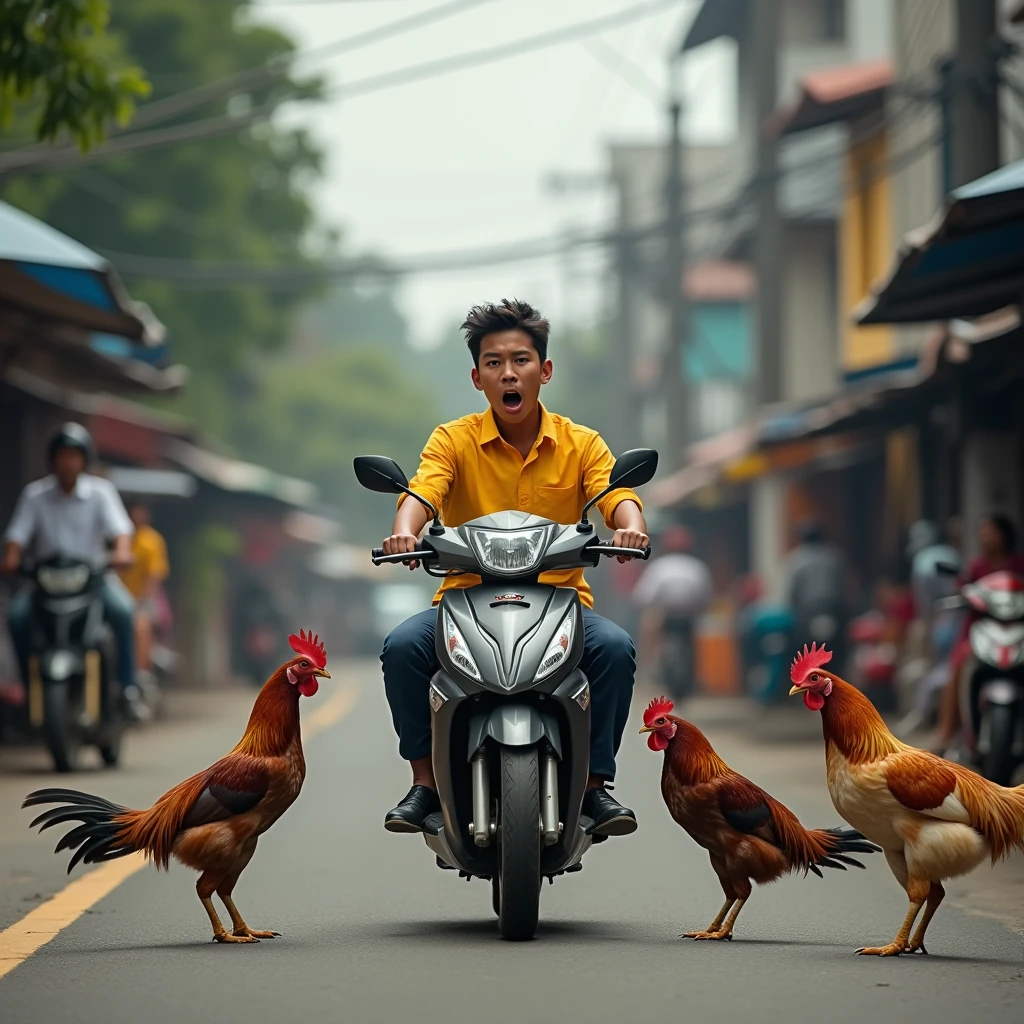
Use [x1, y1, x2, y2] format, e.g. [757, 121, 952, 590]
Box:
[0, 0, 687, 177]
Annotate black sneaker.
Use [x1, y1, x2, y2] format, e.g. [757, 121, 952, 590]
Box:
[385, 785, 441, 834]
[582, 787, 637, 837]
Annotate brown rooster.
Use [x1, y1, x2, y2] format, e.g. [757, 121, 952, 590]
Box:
[789, 642, 1024, 956]
[23, 629, 330, 944]
[640, 696, 878, 941]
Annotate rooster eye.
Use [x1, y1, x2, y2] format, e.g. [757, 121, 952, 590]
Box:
[656, 717, 665, 725]
[300, 660, 309, 669]
[810, 673, 819, 682]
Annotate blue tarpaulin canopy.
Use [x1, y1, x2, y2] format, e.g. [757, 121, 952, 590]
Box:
[856, 160, 1024, 325]
[0, 200, 164, 344]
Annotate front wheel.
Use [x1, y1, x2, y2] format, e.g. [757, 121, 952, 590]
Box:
[983, 703, 1018, 786]
[497, 746, 541, 941]
[42, 682, 82, 773]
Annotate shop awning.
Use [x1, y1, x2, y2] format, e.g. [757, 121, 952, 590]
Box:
[106, 467, 198, 499]
[680, 0, 746, 51]
[166, 440, 318, 509]
[0, 201, 164, 344]
[772, 58, 893, 137]
[855, 160, 1024, 324]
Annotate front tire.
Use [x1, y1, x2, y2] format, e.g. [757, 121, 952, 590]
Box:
[983, 703, 1018, 786]
[43, 682, 81, 773]
[497, 746, 541, 941]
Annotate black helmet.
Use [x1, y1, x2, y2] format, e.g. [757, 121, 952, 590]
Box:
[48, 422, 94, 465]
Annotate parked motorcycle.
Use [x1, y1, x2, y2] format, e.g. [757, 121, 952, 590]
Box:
[21, 556, 124, 772]
[355, 448, 657, 941]
[659, 614, 696, 700]
[948, 570, 1024, 785]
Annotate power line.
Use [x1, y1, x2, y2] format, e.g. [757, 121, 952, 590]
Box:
[0, 0, 686, 176]
[0, 0, 492, 164]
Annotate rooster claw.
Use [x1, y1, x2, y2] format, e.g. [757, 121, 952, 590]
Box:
[239, 930, 280, 939]
[855, 943, 905, 957]
[682, 930, 732, 941]
[213, 932, 260, 944]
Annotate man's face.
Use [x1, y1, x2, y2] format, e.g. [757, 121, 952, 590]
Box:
[129, 504, 150, 529]
[53, 447, 85, 491]
[471, 329, 552, 426]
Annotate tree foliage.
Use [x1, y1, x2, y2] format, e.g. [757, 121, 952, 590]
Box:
[0, 0, 324, 441]
[236, 346, 438, 542]
[0, 0, 148, 148]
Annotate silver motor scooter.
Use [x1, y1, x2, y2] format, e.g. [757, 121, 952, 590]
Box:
[355, 448, 657, 940]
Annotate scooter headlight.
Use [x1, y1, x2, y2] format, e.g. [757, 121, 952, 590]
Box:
[536, 610, 576, 680]
[37, 564, 90, 596]
[468, 527, 549, 575]
[443, 610, 481, 681]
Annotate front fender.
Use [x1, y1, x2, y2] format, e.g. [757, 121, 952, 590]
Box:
[466, 705, 562, 760]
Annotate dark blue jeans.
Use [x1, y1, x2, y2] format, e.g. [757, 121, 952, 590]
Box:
[381, 606, 636, 780]
[7, 577, 136, 691]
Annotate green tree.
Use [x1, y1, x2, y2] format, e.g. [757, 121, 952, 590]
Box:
[236, 346, 439, 543]
[0, 0, 324, 442]
[0, 0, 148, 148]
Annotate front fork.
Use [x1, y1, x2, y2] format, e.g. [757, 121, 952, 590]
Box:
[469, 745, 561, 848]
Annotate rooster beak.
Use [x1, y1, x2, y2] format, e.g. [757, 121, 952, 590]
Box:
[314, 668, 331, 679]
[638, 725, 653, 734]
[788, 685, 800, 696]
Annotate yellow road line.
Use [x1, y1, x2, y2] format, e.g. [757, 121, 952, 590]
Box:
[0, 675, 360, 982]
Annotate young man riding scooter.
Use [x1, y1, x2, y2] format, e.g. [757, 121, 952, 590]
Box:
[380, 299, 649, 836]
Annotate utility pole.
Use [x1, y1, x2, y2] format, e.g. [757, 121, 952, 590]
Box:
[751, 0, 782, 408]
[664, 54, 689, 469]
[613, 214, 637, 455]
[949, 0, 1000, 189]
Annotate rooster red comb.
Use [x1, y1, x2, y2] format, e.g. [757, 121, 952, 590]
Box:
[643, 696, 675, 727]
[790, 643, 832, 685]
[288, 629, 327, 669]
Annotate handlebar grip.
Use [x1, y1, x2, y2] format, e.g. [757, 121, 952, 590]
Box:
[370, 549, 435, 566]
[591, 543, 652, 560]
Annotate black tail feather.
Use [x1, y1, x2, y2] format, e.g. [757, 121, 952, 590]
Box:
[23, 788, 134, 874]
[812, 826, 880, 875]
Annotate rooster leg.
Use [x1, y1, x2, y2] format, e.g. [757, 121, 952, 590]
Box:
[198, 872, 258, 944]
[905, 882, 944, 954]
[681, 898, 735, 939]
[217, 838, 279, 940]
[708, 897, 746, 941]
[857, 876, 929, 957]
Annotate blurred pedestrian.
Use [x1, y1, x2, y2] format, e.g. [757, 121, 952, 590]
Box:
[785, 519, 848, 670]
[633, 524, 712, 697]
[118, 501, 169, 675]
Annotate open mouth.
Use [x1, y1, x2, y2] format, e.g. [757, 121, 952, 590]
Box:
[502, 389, 523, 412]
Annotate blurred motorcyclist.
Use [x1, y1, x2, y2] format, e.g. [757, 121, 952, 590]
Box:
[633, 524, 712, 694]
[785, 519, 848, 670]
[1, 423, 145, 720]
[934, 514, 1024, 752]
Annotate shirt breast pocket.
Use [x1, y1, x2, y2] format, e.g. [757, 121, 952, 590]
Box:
[532, 483, 580, 523]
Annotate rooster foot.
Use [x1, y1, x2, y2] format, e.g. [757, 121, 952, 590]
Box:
[212, 931, 260, 944]
[904, 942, 928, 955]
[234, 928, 280, 939]
[682, 929, 732, 941]
[856, 942, 905, 957]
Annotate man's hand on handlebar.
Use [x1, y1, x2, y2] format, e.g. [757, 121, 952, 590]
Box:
[611, 527, 650, 563]
[1, 542, 21, 575]
[382, 533, 423, 570]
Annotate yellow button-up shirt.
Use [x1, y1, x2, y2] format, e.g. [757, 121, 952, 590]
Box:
[400, 405, 641, 608]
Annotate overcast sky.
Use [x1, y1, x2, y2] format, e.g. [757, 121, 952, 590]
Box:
[255, 0, 734, 348]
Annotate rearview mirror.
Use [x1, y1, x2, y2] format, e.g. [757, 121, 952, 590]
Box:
[353, 456, 409, 495]
[608, 448, 659, 491]
[578, 447, 660, 532]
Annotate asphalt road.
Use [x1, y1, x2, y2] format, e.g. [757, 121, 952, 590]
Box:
[1, 661, 1023, 1024]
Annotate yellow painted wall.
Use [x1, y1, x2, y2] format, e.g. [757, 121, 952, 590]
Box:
[840, 126, 895, 370]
